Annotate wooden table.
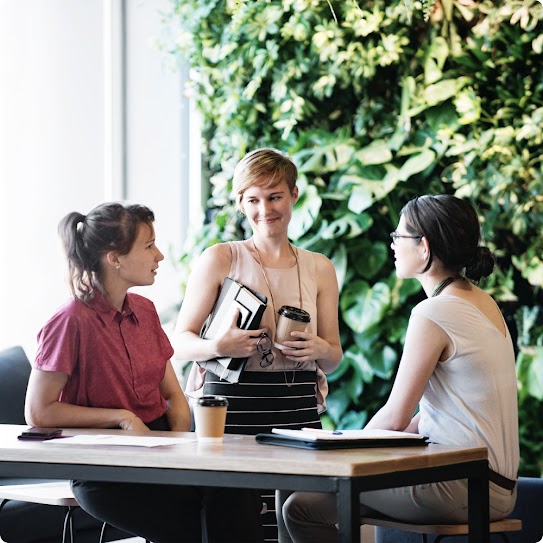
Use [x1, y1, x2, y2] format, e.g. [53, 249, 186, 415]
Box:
[0, 424, 490, 542]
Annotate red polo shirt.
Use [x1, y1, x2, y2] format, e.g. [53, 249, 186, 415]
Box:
[35, 291, 174, 424]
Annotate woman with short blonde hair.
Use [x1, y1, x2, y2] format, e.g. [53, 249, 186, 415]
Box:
[175, 148, 343, 542]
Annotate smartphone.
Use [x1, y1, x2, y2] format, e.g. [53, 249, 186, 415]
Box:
[18, 427, 63, 441]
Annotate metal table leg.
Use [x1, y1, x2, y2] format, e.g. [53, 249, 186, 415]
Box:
[337, 478, 360, 543]
[467, 461, 490, 543]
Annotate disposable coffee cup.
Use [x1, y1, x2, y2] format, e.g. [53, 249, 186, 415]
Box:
[194, 396, 228, 442]
[274, 305, 311, 350]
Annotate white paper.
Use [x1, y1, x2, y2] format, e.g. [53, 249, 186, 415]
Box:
[271, 428, 426, 441]
[43, 435, 196, 447]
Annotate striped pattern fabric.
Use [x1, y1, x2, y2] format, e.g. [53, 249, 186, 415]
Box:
[203, 370, 321, 435]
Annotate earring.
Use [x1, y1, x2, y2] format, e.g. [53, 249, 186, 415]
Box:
[116, 265, 120, 270]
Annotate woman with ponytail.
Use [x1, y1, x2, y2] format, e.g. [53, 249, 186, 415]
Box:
[25, 202, 263, 543]
[282, 195, 519, 543]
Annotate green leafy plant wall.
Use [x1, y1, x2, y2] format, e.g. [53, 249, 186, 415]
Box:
[166, 0, 543, 476]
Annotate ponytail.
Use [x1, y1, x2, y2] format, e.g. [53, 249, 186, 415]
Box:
[57, 203, 155, 303]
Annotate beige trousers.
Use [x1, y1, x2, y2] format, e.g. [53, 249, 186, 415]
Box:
[281, 480, 517, 543]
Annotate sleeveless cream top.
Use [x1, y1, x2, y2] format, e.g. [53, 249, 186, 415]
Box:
[185, 240, 329, 412]
[414, 295, 519, 479]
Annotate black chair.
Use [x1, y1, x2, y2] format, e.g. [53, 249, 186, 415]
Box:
[0, 345, 133, 543]
[366, 516, 521, 542]
[374, 476, 543, 543]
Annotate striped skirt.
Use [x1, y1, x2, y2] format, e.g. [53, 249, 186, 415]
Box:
[203, 369, 321, 435]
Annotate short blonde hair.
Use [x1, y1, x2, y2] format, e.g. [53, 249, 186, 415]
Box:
[233, 148, 298, 212]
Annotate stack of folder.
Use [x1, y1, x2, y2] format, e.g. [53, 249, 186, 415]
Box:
[256, 428, 429, 449]
[197, 277, 267, 383]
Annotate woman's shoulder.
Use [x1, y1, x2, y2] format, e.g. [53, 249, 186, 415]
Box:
[48, 297, 86, 320]
[39, 298, 86, 336]
[296, 247, 337, 290]
[199, 242, 234, 265]
[413, 295, 450, 310]
[126, 292, 156, 311]
[412, 294, 479, 318]
[298, 247, 334, 273]
[188, 242, 234, 286]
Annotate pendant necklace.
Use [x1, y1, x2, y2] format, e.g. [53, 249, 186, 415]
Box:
[252, 238, 301, 387]
[431, 276, 455, 297]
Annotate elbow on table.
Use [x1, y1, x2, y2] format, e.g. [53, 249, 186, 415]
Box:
[369, 407, 414, 433]
[24, 404, 49, 428]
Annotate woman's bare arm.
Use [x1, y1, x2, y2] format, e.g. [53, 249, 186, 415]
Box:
[364, 315, 449, 431]
[283, 253, 342, 373]
[159, 361, 191, 431]
[25, 369, 144, 430]
[173, 244, 268, 362]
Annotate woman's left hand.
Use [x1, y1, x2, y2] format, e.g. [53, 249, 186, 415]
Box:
[121, 415, 149, 432]
[281, 331, 330, 363]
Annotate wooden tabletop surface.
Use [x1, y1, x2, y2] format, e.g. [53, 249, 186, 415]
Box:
[0, 424, 487, 478]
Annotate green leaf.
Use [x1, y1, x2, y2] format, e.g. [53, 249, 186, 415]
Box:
[423, 79, 459, 106]
[424, 56, 442, 86]
[319, 414, 334, 430]
[320, 213, 370, 240]
[513, 254, 543, 287]
[325, 387, 352, 422]
[341, 281, 391, 334]
[289, 184, 322, 240]
[354, 140, 393, 166]
[398, 149, 436, 181]
[522, 348, 543, 400]
[369, 345, 398, 380]
[425, 103, 459, 132]
[338, 410, 368, 430]
[352, 241, 388, 279]
[345, 363, 365, 402]
[429, 36, 449, 71]
[347, 185, 373, 213]
[344, 344, 375, 383]
[330, 243, 347, 292]
[398, 278, 422, 304]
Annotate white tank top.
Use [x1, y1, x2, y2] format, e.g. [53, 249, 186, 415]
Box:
[414, 295, 519, 479]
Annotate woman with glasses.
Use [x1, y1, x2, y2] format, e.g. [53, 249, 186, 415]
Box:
[281, 194, 519, 542]
[174, 148, 342, 542]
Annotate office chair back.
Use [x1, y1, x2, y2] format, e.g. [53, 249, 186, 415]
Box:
[0, 345, 31, 425]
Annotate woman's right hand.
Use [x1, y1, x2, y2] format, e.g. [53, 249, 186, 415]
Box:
[214, 308, 269, 359]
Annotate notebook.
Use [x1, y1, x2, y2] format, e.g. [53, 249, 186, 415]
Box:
[255, 428, 429, 450]
[197, 277, 267, 383]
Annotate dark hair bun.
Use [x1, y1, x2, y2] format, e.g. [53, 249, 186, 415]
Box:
[465, 246, 495, 281]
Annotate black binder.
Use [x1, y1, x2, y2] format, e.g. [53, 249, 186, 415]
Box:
[255, 430, 429, 450]
[196, 277, 267, 383]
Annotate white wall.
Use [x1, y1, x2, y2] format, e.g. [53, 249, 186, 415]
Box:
[0, 0, 196, 359]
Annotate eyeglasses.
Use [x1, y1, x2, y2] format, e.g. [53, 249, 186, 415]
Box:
[257, 332, 274, 368]
[389, 231, 423, 244]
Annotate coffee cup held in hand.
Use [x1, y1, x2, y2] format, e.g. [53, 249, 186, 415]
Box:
[274, 305, 311, 350]
[194, 396, 228, 442]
